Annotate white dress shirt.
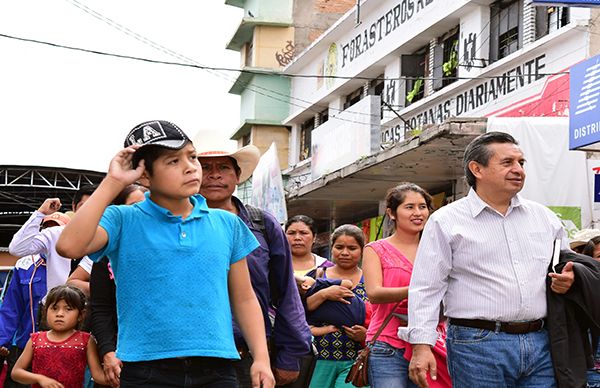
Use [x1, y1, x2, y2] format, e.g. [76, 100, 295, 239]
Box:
[407, 189, 568, 345]
[9, 211, 92, 294]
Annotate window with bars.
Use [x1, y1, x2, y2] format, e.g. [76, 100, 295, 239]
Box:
[401, 47, 429, 106]
[299, 117, 314, 161]
[490, 0, 523, 63]
[318, 108, 328, 126]
[536, 6, 569, 39]
[343, 86, 364, 110]
[433, 28, 460, 91]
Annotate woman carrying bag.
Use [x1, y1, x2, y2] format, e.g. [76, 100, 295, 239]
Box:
[362, 183, 450, 388]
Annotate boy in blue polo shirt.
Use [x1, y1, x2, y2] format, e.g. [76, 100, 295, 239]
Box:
[57, 120, 274, 388]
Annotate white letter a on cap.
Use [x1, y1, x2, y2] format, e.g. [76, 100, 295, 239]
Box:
[142, 125, 162, 141]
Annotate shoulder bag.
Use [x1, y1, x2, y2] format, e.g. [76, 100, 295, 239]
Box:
[345, 302, 402, 387]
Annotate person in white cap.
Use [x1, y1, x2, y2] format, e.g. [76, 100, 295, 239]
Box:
[9, 185, 97, 296]
[197, 140, 312, 387]
[569, 229, 600, 254]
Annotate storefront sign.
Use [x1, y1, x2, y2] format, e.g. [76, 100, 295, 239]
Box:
[569, 54, 600, 149]
[340, 0, 435, 68]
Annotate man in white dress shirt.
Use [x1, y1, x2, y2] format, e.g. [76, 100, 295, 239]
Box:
[407, 132, 575, 388]
[8, 185, 96, 295]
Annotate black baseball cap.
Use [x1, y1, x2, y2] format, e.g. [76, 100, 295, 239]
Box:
[124, 120, 191, 150]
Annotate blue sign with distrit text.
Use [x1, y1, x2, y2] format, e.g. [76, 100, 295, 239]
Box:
[570, 55, 600, 149]
[532, 0, 600, 5]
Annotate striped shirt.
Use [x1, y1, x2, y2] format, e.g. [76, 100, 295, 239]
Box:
[407, 188, 568, 345]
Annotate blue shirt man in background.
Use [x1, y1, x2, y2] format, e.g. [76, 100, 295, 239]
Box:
[198, 141, 312, 387]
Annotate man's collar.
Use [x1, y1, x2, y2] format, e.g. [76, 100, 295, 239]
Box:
[137, 192, 209, 223]
[467, 188, 523, 217]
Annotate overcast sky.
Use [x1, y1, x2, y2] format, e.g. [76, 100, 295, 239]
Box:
[0, 0, 242, 172]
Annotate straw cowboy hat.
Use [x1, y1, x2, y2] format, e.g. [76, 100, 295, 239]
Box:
[193, 131, 261, 183]
[569, 228, 600, 250]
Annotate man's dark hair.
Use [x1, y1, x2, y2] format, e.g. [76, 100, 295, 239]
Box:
[73, 184, 98, 207]
[227, 156, 242, 178]
[132, 143, 190, 176]
[463, 131, 519, 189]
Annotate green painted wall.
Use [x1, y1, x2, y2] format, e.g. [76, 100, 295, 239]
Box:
[244, 0, 292, 21]
[239, 74, 290, 123]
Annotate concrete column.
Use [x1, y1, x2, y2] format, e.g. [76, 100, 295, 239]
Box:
[427, 38, 436, 97]
[523, 0, 536, 46]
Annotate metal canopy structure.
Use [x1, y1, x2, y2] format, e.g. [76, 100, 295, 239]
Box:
[0, 165, 105, 249]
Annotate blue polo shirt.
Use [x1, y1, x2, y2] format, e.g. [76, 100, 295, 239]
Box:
[90, 193, 259, 362]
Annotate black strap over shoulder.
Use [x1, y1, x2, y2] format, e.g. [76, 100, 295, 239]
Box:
[245, 204, 270, 246]
[244, 204, 279, 305]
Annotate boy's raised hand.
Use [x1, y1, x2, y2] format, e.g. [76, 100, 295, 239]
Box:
[107, 145, 145, 187]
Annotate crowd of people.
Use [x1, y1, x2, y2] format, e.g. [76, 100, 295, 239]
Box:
[0, 121, 599, 388]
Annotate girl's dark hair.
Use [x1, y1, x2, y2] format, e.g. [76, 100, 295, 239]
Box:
[43, 285, 86, 329]
[132, 142, 191, 176]
[285, 215, 318, 236]
[385, 182, 433, 215]
[331, 224, 365, 250]
[582, 236, 600, 257]
[113, 184, 148, 205]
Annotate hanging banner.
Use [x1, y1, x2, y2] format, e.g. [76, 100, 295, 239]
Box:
[487, 117, 591, 235]
[251, 142, 288, 224]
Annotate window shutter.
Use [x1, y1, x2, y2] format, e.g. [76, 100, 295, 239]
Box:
[401, 55, 424, 77]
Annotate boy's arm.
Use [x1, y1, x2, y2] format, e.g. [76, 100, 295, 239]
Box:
[229, 259, 275, 388]
[57, 146, 144, 259]
[66, 265, 91, 297]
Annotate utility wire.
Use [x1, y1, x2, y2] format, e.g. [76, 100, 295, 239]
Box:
[0, 32, 569, 82]
[0, 2, 574, 129]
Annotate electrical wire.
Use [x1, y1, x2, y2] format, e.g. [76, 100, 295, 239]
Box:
[0, 2, 578, 129]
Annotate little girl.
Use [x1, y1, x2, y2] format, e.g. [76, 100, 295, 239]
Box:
[11, 285, 107, 388]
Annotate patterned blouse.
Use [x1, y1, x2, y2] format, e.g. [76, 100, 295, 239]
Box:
[313, 269, 368, 361]
[31, 330, 89, 388]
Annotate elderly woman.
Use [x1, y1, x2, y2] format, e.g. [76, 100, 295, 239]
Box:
[305, 224, 369, 388]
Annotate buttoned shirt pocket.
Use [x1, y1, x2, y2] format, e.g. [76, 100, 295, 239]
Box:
[524, 232, 553, 264]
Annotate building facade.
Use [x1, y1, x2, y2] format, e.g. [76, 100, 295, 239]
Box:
[282, 0, 599, 230]
[225, 0, 355, 172]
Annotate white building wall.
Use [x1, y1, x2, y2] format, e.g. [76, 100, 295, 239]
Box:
[458, 4, 490, 79]
[287, 0, 475, 120]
